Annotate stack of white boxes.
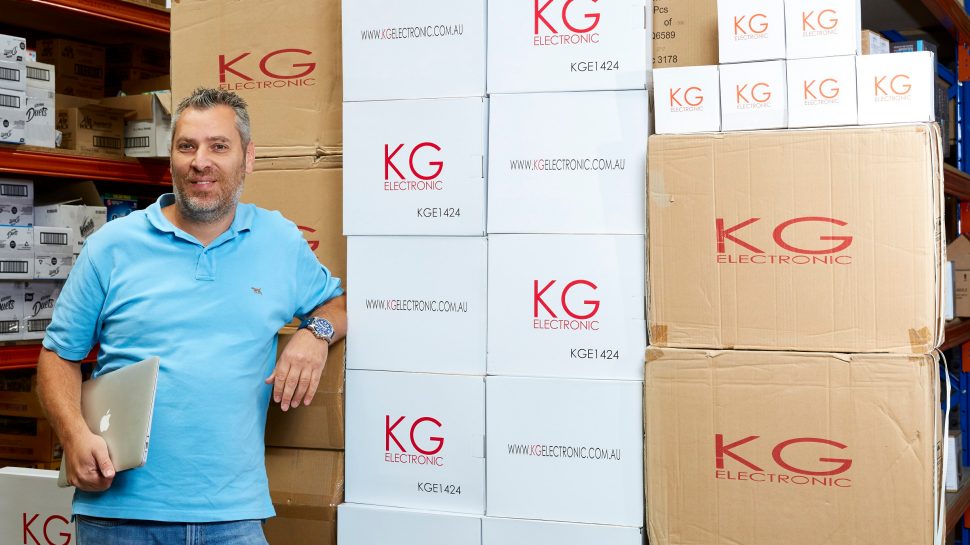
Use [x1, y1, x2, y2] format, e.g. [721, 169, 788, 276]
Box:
[340, 1, 651, 543]
[653, 0, 936, 134]
[0, 34, 27, 145]
[25, 61, 55, 148]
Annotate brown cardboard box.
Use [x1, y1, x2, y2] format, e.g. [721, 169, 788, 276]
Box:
[652, 0, 718, 68]
[0, 458, 60, 470]
[0, 371, 43, 419]
[55, 95, 127, 158]
[949, 235, 970, 317]
[123, 75, 172, 96]
[171, 0, 342, 158]
[36, 39, 105, 98]
[0, 416, 60, 462]
[264, 448, 342, 545]
[264, 335, 344, 450]
[644, 348, 941, 545]
[107, 44, 169, 73]
[648, 123, 944, 353]
[242, 158, 345, 281]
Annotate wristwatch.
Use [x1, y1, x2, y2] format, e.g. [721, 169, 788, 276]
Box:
[298, 316, 335, 344]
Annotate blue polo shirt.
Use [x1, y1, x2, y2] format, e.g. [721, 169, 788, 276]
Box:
[43, 194, 343, 522]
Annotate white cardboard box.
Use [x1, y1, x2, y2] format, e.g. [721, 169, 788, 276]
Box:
[34, 204, 106, 250]
[487, 235, 646, 380]
[784, 0, 861, 59]
[719, 60, 788, 131]
[342, 0, 486, 101]
[0, 178, 33, 201]
[947, 260, 956, 321]
[486, 376, 644, 526]
[487, 91, 648, 235]
[487, 0, 651, 93]
[0, 281, 23, 340]
[947, 432, 962, 491]
[345, 370, 485, 514]
[862, 29, 890, 55]
[347, 236, 487, 374]
[0, 250, 33, 280]
[857, 51, 935, 125]
[0, 468, 73, 545]
[33, 226, 74, 280]
[717, 0, 786, 63]
[0, 35, 26, 63]
[786, 55, 858, 128]
[483, 517, 644, 545]
[339, 504, 481, 545]
[25, 90, 54, 148]
[653, 65, 721, 134]
[343, 97, 487, 236]
[0, 199, 32, 227]
[0, 226, 31, 252]
[0, 59, 26, 93]
[126, 94, 171, 158]
[25, 61, 55, 93]
[0, 88, 25, 144]
[22, 280, 62, 339]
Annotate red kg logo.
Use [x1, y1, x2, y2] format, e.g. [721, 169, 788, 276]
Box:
[716, 434, 852, 476]
[733, 13, 769, 35]
[534, 279, 600, 320]
[534, 0, 600, 34]
[385, 415, 444, 456]
[384, 142, 443, 181]
[716, 217, 852, 255]
[218, 48, 317, 90]
[801, 9, 838, 31]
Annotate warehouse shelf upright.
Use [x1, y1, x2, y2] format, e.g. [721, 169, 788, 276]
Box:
[0, 0, 171, 370]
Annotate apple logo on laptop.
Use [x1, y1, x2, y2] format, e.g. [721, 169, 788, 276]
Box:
[99, 409, 111, 433]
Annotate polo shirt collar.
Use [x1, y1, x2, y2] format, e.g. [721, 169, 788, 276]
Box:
[146, 193, 254, 242]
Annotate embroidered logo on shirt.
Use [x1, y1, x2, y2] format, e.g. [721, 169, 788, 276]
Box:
[251, 287, 262, 295]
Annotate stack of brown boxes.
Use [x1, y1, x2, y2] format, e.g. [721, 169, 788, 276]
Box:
[0, 371, 60, 470]
[171, 1, 343, 544]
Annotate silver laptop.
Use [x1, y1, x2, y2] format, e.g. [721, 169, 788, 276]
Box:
[57, 356, 160, 488]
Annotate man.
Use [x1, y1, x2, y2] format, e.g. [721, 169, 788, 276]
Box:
[37, 87, 346, 544]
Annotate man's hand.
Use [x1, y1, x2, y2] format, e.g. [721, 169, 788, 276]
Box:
[64, 431, 115, 491]
[265, 329, 329, 411]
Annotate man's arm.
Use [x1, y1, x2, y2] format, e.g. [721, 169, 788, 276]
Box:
[265, 294, 347, 411]
[37, 348, 115, 490]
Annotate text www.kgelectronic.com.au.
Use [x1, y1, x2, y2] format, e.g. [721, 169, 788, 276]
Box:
[509, 158, 626, 172]
[360, 24, 464, 41]
[364, 299, 469, 313]
[507, 443, 622, 461]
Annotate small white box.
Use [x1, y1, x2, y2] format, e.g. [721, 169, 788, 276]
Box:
[487, 91, 648, 235]
[0, 59, 26, 93]
[947, 432, 962, 491]
[856, 52, 935, 125]
[719, 60, 788, 131]
[483, 517, 644, 545]
[22, 281, 62, 339]
[347, 236, 487, 374]
[342, 0, 486, 101]
[0, 250, 33, 280]
[25, 61, 55, 93]
[861, 30, 890, 55]
[343, 97, 487, 236]
[345, 370, 485, 514]
[25, 90, 54, 148]
[717, 0, 786, 63]
[125, 94, 171, 158]
[784, 0, 861, 59]
[34, 204, 106, 250]
[0, 469, 73, 544]
[488, 235, 646, 380]
[0, 226, 32, 252]
[0, 88, 25, 145]
[338, 504, 481, 545]
[0, 34, 26, 63]
[33, 226, 74, 280]
[0, 178, 33, 201]
[653, 65, 721, 134]
[0, 200, 32, 227]
[487, 0, 651, 93]
[0, 281, 23, 340]
[486, 376, 644, 526]
[786, 55, 858, 128]
[948, 261, 956, 321]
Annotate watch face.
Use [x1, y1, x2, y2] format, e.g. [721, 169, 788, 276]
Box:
[310, 318, 334, 340]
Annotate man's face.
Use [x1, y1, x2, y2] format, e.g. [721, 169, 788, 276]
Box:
[170, 105, 254, 224]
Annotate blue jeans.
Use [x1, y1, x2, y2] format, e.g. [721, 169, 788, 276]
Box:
[75, 516, 269, 545]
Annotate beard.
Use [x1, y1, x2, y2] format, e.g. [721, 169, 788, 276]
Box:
[171, 162, 245, 224]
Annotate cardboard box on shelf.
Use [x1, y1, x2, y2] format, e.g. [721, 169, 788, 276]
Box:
[786, 55, 858, 128]
[487, 0, 650, 93]
[861, 29, 891, 54]
[483, 517, 643, 545]
[0, 459, 59, 470]
[102, 193, 138, 221]
[22, 280, 64, 338]
[55, 97, 126, 158]
[947, 260, 956, 320]
[26, 62, 56, 93]
[0, 417, 60, 462]
[856, 51, 935, 125]
[172, 0, 342, 157]
[100, 92, 173, 157]
[947, 432, 962, 491]
[0, 371, 43, 419]
[653, 65, 720, 134]
[0, 282, 23, 342]
[652, 0, 718, 68]
[719, 59, 787, 131]
[0, 251, 33, 281]
[891, 39, 938, 56]
[339, 504, 481, 545]
[0, 59, 26, 92]
[648, 124, 944, 353]
[35, 180, 108, 251]
[32, 227, 73, 280]
[0, 200, 32, 226]
[486, 376, 643, 526]
[342, 0, 486, 101]
[0, 88, 25, 144]
[487, 90, 648, 235]
[347, 236, 487, 375]
[645, 348, 941, 545]
[784, 0, 861, 59]
[25, 91, 55, 148]
[241, 158, 345, 281]
[0, 34, 26, 63]
[264, 337, 345, 450]
[345, 370, 485, 514]
[36, 39, 105, 99]
[487, 234, 646, 380]
[717, 0, 786, 63]
[107, 44, 169, 73]
[263, 448, 343, 545]
[343, 97, 487, 236]
[0, 468, 73, 544]
[122, 74, 170, 96]
[0, 226, 32, 252]
[0, 178, 32, 202]
[948, 235, 970, 317]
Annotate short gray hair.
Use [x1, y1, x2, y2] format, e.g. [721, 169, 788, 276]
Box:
[173, 87, 252, 146]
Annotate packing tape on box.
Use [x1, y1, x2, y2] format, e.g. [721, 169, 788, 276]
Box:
[269, 491, 338, 521]
[649, 325, 668, 345]
[909, 327, 932, 354]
